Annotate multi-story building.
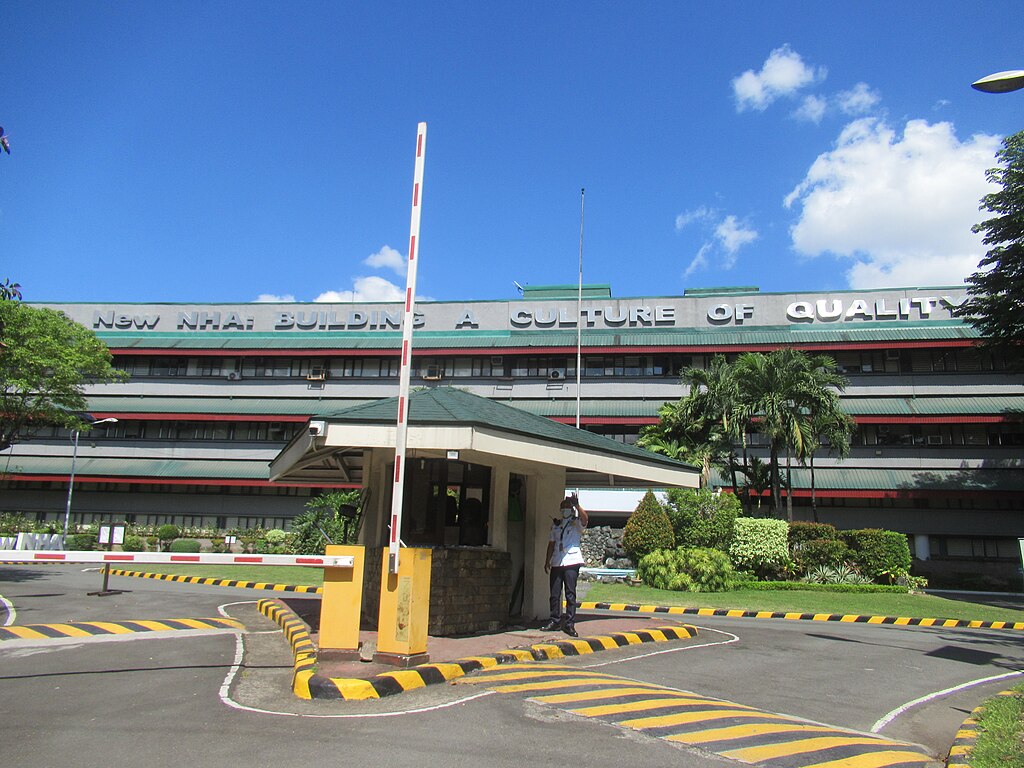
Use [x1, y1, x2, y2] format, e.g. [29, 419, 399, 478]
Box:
[4, 283, 1022, 589]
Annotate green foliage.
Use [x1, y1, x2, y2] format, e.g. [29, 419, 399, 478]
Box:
[840, 528, 912, 583]
[621, 490, 675, 563]
[67, 533, 96, 551]
[802, 564, 872, 585]
[156, 524, 180, 547]
[0, 301, 127, 451]
[638, 547, 739, 592]
[789, 521, 839, 545]
[729, 517, 791, 579]
[793, 538, 850, 572]
[664, 488, 740, 551]
[959, 130, 1024, 370]
[289, 490, 363, 555]
[0, 512, 29, 535]
[264, 528, 288, 545]
[121, 535, 146, 552]
[168, 538, 201, 553]
[738, 580, 908, 594]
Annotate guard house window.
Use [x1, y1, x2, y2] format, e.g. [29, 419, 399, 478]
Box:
[396, 458, 491, 547]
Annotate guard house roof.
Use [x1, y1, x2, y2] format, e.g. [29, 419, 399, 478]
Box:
[269, 387, 700, 489]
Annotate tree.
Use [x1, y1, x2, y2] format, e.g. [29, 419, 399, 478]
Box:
[800, 408, 855, 522]
[621, 490, 675, 563]
[0, 302, 127, 451]
[959, 130, 1024, 370]
[288, 489, 364, 554]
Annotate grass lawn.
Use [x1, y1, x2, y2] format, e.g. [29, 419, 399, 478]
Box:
[970, 685, 1024, 768]
[585, 582, 1024, 624]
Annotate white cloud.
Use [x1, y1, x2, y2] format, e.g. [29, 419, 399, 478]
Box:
[678, 209, 759, 277]
[793, 95, 827, 124]
[255, 293, 297, 302]
[733, 44, 825, 112]
[314, 275, 433, 303]
[836, 82, 881, 115]
[785, 118, 1001, 288]
[363, 244, 406, 276]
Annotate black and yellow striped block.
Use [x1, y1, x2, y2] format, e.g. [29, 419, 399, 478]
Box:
[0, 616, 244, 640]
[460, 662, 936, 768]
[256, 597, 698, 701]
[946, 689, 1019, 768]
[108, 568, 322, 593]
[580, 601, 1024, 631]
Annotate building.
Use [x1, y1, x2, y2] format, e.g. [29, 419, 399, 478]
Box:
[3, 283, 1023, 590]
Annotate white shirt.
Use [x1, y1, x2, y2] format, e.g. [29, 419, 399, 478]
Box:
[548, 514, 586, 567]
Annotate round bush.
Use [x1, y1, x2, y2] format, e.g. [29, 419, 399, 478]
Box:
[621, 490, 675, 563]
[121, 535, 146, 552]
[67, 533, 97, 551]
[665, 488, 740, 551]
[840, 528, 912, 583]
[156, 524, 180, 542]
[729, 517, 791, 579]
[789, 521, 839, 546]
[264, 528, 288, 545]
[638, 547, 738, 592]
[168, 538, 201, 553]
[793, 537, 850, 572]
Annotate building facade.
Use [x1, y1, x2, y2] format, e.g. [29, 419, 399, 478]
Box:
[3, 284, 1022, 588]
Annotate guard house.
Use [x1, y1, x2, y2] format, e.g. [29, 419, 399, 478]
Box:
[269, 387, 700, 634]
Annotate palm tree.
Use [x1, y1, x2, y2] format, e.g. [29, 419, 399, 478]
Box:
[740, 455, 771, 513]
[679, 356, 744, 494]
[733, 349, 848, 519]
[800, 408, 855, 522]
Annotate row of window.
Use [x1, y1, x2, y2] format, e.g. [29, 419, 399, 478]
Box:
[112, 347, 1010, 381]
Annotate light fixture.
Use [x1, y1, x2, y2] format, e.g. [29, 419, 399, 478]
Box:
[971, 70, 1024, 94]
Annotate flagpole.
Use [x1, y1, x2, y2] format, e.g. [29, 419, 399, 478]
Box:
[575, 188, 584, 430]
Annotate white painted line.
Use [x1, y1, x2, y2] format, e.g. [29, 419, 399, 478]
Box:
[0, 594, 15, 626]
[579, 625, 740, 668]
[871, 669, 1024, 732]
[216, 599, 497, 718]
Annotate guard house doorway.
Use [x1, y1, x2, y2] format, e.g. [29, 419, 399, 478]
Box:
[389, 458, 492, 547]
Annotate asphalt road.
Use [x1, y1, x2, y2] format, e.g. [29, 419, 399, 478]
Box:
[3, 565, 1022, 768]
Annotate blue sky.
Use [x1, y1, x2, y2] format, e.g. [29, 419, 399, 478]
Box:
[2, 2, 1022, 304]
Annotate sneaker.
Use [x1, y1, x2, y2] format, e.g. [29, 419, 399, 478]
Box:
[563, 625, 578, 638]
[539, 620, 561, 632]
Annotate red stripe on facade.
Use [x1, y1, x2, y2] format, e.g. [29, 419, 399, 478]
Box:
[6, 474, 357, 489]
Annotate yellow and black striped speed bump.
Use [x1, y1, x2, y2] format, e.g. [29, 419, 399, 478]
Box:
[106, 568, 322, 594]
[0, 616, 244, 641]
[256, 597, 699, 701]
[458, 662, 937, 767]
[580, 601, 1024, 631]
[946, 689, 1018, 768]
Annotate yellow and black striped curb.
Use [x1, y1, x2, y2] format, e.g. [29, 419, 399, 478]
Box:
[256, 597, 699, 701]
[946, 689, 1019, 768]
[580, 601, 1024, 631]
[105, 568, 322, 594]
[0, 616, 244, 641]
[459, 662, 937, 768]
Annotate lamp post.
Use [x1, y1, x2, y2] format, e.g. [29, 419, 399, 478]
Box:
[972, 70, 1024, 93]
[62, 417, 118, 546]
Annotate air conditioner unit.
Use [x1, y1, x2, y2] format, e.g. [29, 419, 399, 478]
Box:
[306, 367, 326, 381]
[226, 371, 243, 381]
[422, 365, 443, 381]
[926, 435, 943, 445]
[490, 356, 503, 365]
[861, 364, 873, 373]
[548, 370, 565, 381]
[886, 350, 901, 360]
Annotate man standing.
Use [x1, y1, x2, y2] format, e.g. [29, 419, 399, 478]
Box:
[541, 494, 588, 637]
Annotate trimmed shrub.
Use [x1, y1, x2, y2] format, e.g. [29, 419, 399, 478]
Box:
[793, 537, 850, 572]
[840, 528, 912, 583]
[729, 517, 791, 579]
[621, 490, 675, 563]
[664, 488, 740, 552]
[121, 535, 146, 552]
[638, 547, 739, 592]
[168, 538, 201, 553]
[67, 533, 97, 551]
[789, 521, 839, 546]
[265, 528, 287, 545]
[741, 580, 908, 594]
[156, 524, 181, 550]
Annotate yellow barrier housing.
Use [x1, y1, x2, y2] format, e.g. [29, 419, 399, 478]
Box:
[317, 545, 365, 660]
[374, 547, 432, 667]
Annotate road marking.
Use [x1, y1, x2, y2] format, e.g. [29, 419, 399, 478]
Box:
[0, 617, 245, 641]
[871, 669, 1024, 732]
[461, 663, 936, 767]
[0, 594, 15, 626]
[579, 625, 739, 668]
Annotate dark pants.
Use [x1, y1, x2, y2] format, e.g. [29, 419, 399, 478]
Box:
[549, 564, 582, 626]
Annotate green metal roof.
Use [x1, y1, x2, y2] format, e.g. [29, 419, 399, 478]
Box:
[315, 387, 697, 473]
[95, 322, 979, 351]
[3, 456, 272, 480]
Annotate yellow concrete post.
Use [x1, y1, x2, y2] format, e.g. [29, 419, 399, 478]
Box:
[374, 546, 432, 667]
[317, 545, 364, 660]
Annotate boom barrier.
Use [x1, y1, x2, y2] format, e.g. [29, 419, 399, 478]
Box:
[0, 551, 354, 568]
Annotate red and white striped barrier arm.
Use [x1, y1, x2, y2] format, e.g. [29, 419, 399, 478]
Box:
[0, 551, 354, 568]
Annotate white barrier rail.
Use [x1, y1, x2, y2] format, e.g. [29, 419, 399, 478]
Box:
[0, 551, 354, 568]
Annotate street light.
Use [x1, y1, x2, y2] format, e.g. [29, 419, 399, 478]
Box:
[62, 417, 118, 546]
[972, 70, 1024, 94]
